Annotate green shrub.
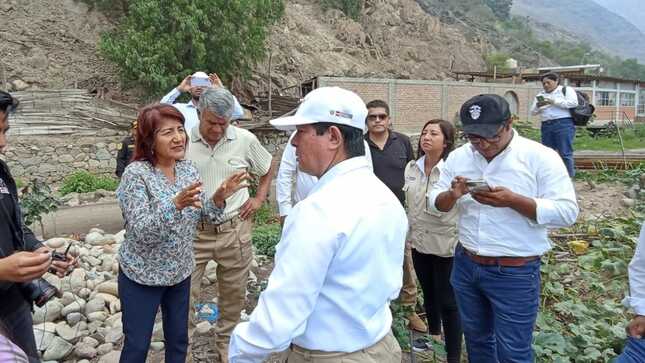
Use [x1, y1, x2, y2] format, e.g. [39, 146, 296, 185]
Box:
[320, 0, 362, 20]
[252, 223, 282, 257]
[20, 179, 61, 237]
[59, 171, 119, 195]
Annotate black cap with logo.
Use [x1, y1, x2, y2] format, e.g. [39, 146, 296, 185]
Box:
[459, 94, 511, 138]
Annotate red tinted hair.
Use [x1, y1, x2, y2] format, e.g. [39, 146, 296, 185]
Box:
[132, 104, 187, 165]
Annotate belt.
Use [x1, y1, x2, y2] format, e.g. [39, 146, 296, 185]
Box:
[199, 216, 243, 233]
[461, 245, 539, 267]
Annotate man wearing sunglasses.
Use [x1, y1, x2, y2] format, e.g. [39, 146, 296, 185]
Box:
[364, 99, 426, 333]
[429, 94, 579, 362]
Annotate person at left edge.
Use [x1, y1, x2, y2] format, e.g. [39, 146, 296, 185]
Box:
[0, 91, 77, 363]
[161, 72, 245, 135]
[115, 120, 137, 178]
[116, 103, 248, 363]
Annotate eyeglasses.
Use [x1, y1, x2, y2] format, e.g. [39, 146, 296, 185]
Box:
[366, 114, 388, 121]
[461, 123, 508, 144]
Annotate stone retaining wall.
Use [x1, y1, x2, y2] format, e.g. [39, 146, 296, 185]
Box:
[3, 127, 290, 185]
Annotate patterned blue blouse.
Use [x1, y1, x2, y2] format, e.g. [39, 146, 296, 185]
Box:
[116, 160, 225, 286]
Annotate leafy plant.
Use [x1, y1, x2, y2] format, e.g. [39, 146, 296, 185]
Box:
[254, 203, 278, 226]
[390, 301, 412, 350]
[20, 180, 61, 237]
[252, 223, 281, 257]
[485, 52, 511, 72]
[59, 170, 119, 196]
[320, 0, 363, 20]
[99, 0, 284, 95]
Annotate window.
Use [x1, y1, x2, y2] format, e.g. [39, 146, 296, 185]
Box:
[620, 93, 635, 107]
[595, 91, 616, 106]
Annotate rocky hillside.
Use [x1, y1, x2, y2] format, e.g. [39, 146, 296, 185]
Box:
[512, 0, 645, 62]
[593, 0, 645, 34]
[1, 0, 486, 98]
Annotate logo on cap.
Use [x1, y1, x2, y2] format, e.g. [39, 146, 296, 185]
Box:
[329, 110, 353, 119]
[469, 105, 482, 120]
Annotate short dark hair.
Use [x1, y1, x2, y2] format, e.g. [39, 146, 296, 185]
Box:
[365, 99, 390, 116]
[540, 72, 560, 83]
[417, 119, 455, 160]
[311, 122, 365, 158]
[133, 104, 187, 165]
[0, 91, 19, 114]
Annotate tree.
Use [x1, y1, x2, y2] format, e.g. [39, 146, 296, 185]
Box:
[485, 52, 510, 72]
[100, 0, 284, 95]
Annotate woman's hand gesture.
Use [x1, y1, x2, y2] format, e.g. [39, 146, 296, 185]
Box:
[212, 171, 250, 208]
[174, 181, 203, 210]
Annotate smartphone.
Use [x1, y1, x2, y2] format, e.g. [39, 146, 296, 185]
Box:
[191, 77, 212, 88]
[466, 179, 491, 192]
[536, 95, 545, 102]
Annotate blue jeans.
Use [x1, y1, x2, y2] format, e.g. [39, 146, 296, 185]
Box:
[615, 337, 645, 362]
[118, 271, 190, 363]
[541, 117, 575, 177]
[450, 245, 541, 363]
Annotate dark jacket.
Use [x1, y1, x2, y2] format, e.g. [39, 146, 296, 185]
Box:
[0, 159, 43, 313]
[115, 135, 135, 178]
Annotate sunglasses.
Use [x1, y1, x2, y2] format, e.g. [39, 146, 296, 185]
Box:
[366, 114, 388, 121]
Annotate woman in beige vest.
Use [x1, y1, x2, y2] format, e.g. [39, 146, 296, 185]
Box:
[404, 119, 462, 362]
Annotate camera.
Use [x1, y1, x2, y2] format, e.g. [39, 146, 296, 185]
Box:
[19, 250, 68, 307]
[20, 278, 60, 307]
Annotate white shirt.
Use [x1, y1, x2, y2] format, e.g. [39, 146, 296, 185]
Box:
[530, 85, 579, 122]
[428, 130, 579, 257]
[276, 131, 374, 217]
[624, 222, 645, 315]
[229, 157, 408, 362]
[160, 87, 245, 134]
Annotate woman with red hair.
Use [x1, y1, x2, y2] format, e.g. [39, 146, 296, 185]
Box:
[116, 104, 247, 363]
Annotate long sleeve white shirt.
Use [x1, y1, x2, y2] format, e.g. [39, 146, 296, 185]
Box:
[624, 222, 645, 315]
[428, 130, 579, 257]
[530, 85, 579, 122]
[229, 157, 408, 362]
[276, 132, 374, 216]
[160, 87, 245, 134]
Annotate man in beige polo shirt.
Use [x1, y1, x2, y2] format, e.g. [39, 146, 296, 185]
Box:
[186, 87, 274, 363]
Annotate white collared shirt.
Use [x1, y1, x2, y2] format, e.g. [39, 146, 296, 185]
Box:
[229, 157, 408, 362]
[160, 87, 245, 134]
[428, 130, 579, 257]
[276, 131, 374, 217]
[623, 222, 645, 315]
[530, 85, 579, 122]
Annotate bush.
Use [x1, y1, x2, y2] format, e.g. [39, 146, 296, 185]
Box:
[59, 171, 119, 196]
[252, 223, 282, 257]
[20, 179, 61, 237]
[320, 0, 363, 20]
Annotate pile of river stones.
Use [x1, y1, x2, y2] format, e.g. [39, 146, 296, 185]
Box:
[31, 228, 245, 363]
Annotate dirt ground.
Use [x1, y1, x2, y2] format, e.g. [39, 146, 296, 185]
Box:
[143, 181, 628, 363]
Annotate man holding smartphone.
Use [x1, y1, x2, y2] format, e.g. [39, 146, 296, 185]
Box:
[429, 94, 579, 362]
[161, 71, 245, 135]
[0, 91, 77, 362]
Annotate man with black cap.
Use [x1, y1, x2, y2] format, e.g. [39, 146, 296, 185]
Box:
[428, 94, 579, 362]
[228, 87, 407, 363]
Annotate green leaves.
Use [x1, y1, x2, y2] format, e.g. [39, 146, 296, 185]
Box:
[59, 171, 119, 196]
[19, 179, 61, 233]
[99, 0, 284, 95]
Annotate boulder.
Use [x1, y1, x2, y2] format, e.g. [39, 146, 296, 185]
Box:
[195, 321, 212, 335]
[42, 336, 74, 361]
[33, 323, 57, 351]
[109, 300, 121, 314]
[45, 237, 68, 249]
[33, 300, 64, 323]
[74, 343, 98, 359]
[85, 297, 106, 315]
[85, 232, 104, 245]
[96, 343, 114, 356]
[114, 230, 126, 244]
[81, 336, 99, 348]
[98, 350, 121, 363]
[96, 281, 118, 297]
[55, 321, 84, 343]
[66, 312, 82, 326]
[150, 342, 165, 352]
[104, 326, 123, 344]
[70, 269, 87, 292]
[104, 312, 122, 328]
[88, 311, 108, 322]
[62, 299, 86, 316]
[60, 292, 76, 306]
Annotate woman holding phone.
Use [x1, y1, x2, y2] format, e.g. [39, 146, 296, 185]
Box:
[404, 119, 462, 362]
[116, 104, 248, 363]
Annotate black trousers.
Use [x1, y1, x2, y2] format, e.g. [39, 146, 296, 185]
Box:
[2, 300, 40, 363]
[411, 249, 463, 363]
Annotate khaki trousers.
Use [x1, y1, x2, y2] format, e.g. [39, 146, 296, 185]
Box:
[399, 243, 418, 306]
[286, 331, 401, 363]
[188, 217, 253, 349]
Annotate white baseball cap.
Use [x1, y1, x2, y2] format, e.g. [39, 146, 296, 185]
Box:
[270, 87, 368, 132]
